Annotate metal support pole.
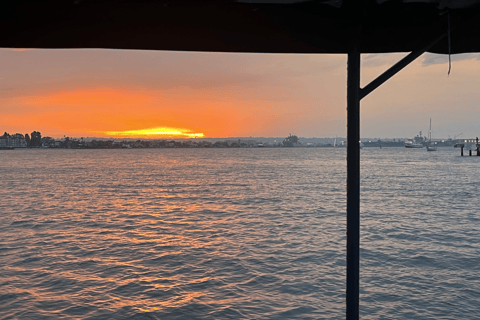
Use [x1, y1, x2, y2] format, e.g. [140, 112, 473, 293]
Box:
[360, 32, 446, 100]
[347, 49, 360, 320]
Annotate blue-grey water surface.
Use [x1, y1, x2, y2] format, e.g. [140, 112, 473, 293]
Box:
[1, 148, 479, 319]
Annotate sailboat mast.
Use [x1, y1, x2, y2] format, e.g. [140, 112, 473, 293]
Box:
[429, 118, 432, 141]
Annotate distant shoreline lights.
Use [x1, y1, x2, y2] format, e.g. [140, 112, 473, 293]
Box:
[93, 127, 205, 139]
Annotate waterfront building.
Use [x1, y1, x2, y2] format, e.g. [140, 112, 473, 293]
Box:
[0, 134, 27, 148]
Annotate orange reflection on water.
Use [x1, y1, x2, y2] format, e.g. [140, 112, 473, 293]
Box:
[93, 127, 204, 139]
[106, 290, 207, 313]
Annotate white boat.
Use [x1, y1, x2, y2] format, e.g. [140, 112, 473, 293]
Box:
[405, 131, 424, 148]
[405, 140, 423, 148]
[426, 118, 437, 151]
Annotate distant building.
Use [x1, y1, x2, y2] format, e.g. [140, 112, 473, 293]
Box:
[0, 133, 27, 148]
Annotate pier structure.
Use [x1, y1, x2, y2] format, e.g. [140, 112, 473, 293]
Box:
[454, 138, 480, 156]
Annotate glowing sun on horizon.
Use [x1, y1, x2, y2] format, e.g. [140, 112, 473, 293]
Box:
[93, 127, 205, 139]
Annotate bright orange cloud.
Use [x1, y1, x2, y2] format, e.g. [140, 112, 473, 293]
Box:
[3, 86, 285, 137]
[2, 83, 332, 138]
[94, 127, 204, 139]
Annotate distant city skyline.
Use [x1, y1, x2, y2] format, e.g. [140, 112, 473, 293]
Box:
[1, 130, 466, 150]
[1, 129, 467, 142]
[2, 49, 480, 139]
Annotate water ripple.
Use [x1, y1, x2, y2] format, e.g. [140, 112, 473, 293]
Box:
[0, 148, 479, 319]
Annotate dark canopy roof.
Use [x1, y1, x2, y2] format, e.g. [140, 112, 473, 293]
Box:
[1, 0, 480, 54]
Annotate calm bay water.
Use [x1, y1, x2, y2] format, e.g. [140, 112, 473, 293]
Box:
[1, 147, 479, 319]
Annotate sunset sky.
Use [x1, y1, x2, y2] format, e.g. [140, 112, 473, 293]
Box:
[1, 48, 480, 139]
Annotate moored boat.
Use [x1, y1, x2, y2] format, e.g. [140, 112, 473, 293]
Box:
[405, 131, 425, 148]
[405, 140, 423, 148]
[282, 134, 302, 147]
[426, 118, 437, 151]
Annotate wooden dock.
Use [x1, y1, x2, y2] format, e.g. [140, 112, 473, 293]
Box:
[454, 138, 480, 156]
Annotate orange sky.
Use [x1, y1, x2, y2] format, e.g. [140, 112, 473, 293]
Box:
[1, 49, 480, 139]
